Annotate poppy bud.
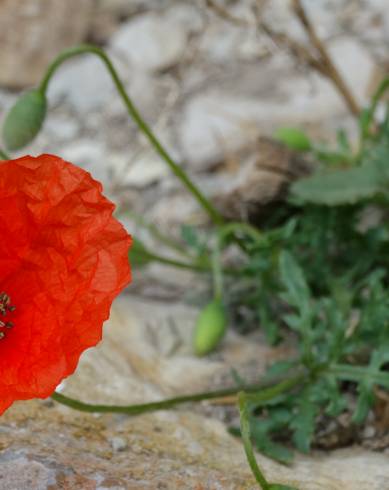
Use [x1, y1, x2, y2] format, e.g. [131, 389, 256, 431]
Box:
[274, 127, 311, 152]
[129, 237, 153, 267]
[3, 89, 47, 151]
[193, 300, 227, 356]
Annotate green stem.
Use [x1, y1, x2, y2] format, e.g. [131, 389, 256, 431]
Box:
[361, 77, 389, 140]
[39, 44, 223, 225]
[219, 222, 265, 245]
[51, 373, 302, 415]
[244, 374, 304, 405]
[212, 237, 223, 300]
[137, 246, 239, 276]
[0, 148, 10, 160]
[121, 210, 190, 258]
[239, 392, 271, 490]
[143, 249, 211, 272]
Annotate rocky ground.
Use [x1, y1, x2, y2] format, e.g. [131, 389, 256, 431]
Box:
[0, 1, 389, 489]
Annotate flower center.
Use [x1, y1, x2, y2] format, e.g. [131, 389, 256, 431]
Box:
[0, 292, 15, 340]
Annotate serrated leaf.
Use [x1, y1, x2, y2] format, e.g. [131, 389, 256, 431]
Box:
[283, 313, 301, 330]
[279, 251, 310, 311]
[266, 360, 298, 378]
[353, 345, 389, 423]
[290, 164, 387, 205]
[290, 389, 317, 453]
[251, 421, 294, 464]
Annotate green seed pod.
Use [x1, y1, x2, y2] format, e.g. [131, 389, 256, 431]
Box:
[3, 89, 47, 151]
[274, 127, 311, 152]
[128, 238, 153, 268]
[193, 300, 227, 356]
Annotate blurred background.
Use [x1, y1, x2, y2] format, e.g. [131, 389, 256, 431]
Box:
[1, 2, 389, 488]
[0, 0, 388, 233]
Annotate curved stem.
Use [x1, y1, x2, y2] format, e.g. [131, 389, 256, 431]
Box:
[212, 237, 223, 300]
[137, 247, 238, 275]
[219, 222, 267, 250]
[51, 373, 303, 415]
[142, 248, 210, 272]
[39, 44, 223, 225]
[239, 392, 270, 490]
[121, 209, 191, 258]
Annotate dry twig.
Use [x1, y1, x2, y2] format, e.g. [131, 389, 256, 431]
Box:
[205, 0, 362, 118]
[291, 0, 361, 117]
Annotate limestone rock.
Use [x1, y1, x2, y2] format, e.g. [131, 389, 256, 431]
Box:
[0, 0, 94, 89]
[1, 296, 389, 489]
[110, 12, 188, 72]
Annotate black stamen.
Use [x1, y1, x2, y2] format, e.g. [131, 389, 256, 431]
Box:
[0, 292, 15, 340]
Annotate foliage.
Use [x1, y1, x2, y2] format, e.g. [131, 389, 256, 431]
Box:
[127, 83, 389, 463]
[2, 39, 389, 489]
[223, 79, 389, 463]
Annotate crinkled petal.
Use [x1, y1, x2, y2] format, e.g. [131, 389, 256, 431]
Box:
[0, 154, 131, 414]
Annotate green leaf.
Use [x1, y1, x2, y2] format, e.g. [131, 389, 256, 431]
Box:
[251, 422, 294, 465]
[290, 388, 317, 453]
[290, 164, 387, 206]
[3, 89, 47, 150]
[353, 346, 389, 424]
[360, 77, 389, 138]
[279, 251, 310, 311]
[275, 127, 311, 151]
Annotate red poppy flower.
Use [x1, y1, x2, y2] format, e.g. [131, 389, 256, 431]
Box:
[0, 154, 131, 415]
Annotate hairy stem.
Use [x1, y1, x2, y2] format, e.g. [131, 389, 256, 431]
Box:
[121, 210, 191, 258]
[51, 372, 304, 415]
[239, 392, 270, 489]
[136, 246, 238, 276]
[39, 44, 223, 225]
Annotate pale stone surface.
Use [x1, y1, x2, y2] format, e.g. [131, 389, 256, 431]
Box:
[46, 55, 115, 112]
[328, 37, 377, 103]
[110, 12, 189, 73]
[1, 3, 389, 487]
[1, 296, 389, 489]
[0, 0, 94, 88]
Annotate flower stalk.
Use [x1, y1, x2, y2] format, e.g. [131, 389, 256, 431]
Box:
[39, 44, 224, 225]
[51, 371, 305, 415]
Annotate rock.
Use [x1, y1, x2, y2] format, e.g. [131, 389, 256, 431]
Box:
[45, 114, 80, 141]
[327, 37, 377, 104]
[109, 436, 128, 452]
[115, 150, 171, 188]
[59, 141, 108, 185]
[110, 12, 188, 72]
[0, 457, 52, 490]
[178, 90, 262, 169]
[47, 55, 115, 113]
[0, 0, 94, 89]
[1, 296, 389, 489]
[212, 138, 313, 222]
